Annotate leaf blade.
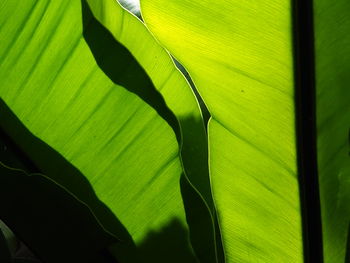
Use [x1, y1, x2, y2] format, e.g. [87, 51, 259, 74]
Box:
[141, 0, 304, 261]
[85, 0, 222, 261]
[0, 1, 194, 261]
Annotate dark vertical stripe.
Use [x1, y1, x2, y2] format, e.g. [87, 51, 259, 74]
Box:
[292, 0, 324, 262]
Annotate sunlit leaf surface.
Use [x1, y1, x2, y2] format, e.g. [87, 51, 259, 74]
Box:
[141, 0, 303, 261]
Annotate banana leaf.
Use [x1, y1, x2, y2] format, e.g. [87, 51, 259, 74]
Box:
[140, 0, 350, 262]
[0, 0, 197, 261]
[84, 0, 222, 261]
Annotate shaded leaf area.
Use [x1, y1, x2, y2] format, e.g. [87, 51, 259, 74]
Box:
[0, 162, 117, 263]
[137, 219, 196, 263]
[117, 0, 211, 127]
[313, 0, 350, 262]
[0, 0, 194, 262]
[0, 226, 11, 263]
[179, 173, 223, 263]
[81, 0, 180, 143]
[0, 138, 42, 262]
[0, 220, 17, 258]
[112, 218, 197, 263]
[173, 59, 211, 127]
[0, 100, 197, 263]
[85, 0, 215, 209]
[84, 1, 222, 261]
[0, 99, 132, 248]
[11, 242, 42, 263]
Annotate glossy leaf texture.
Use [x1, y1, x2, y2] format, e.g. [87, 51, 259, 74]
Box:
[314, 0, 350, 261]
[85, 0, 221, 262]
[141, 0, 304, 262]
[0, 0, 195, 261]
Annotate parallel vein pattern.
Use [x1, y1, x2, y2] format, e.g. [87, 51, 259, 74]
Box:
[141, 0, 303, 261]
[85, 0, 222, 261]
[0, 0, 190, 257]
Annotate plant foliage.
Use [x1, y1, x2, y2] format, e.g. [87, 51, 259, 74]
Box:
[0, 0, 349, 262]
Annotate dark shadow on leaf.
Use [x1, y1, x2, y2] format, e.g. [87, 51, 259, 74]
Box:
[1, 2, 223, 262]
[173, 59, 211, 126]
[0, 99, 133, 261]
[0, 163, 118, 263]
[0, 99, 133, 243]
[179, 118, 225, 263]
[0, 100, 202, 263]
[180, 173, 216, 263]
[80, 3, 223, 261]
[81, 0, 180, 143]
[137, 218, 197, 263]
[108, 219, 198, 263]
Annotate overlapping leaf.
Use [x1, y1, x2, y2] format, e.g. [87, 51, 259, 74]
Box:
[85, 0, 221, 261]
[141, 0, 303, 261]
[0, 0, 195, 261]
[85, 0, 213, 209]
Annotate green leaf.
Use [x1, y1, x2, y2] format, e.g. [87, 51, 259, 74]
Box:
[141, 0, 303, 262]
[84, 0, 222, 261]
[85, 0, 213, 210]
[314, 0, 350, 261]
[0, 0, 195, 260]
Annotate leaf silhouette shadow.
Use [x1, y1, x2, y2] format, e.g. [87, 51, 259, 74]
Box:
[0, 99, 133, 260]
[81, 0, 181, 143]
[0, 163, 118, 263]
[80, 3, 223, 261]
[136, 218, 198, 263]
[0, 100, 198, 262]
[0, 1, 213, 261]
